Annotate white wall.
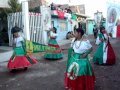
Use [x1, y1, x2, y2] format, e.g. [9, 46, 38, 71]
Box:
[0, 0, 9, 8]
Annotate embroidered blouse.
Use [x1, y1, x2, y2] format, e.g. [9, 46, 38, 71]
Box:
[71, 38, 92, 54]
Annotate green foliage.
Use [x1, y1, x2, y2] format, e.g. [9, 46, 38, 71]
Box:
[0, 9, 7, 21]
[1, 0, 21, 15]
[0, 0, 22, 44]
[0, 0, 22, 23]
[8, 0, 22, 13]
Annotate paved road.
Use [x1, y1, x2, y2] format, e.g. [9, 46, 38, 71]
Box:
[0, 36, 120, 90]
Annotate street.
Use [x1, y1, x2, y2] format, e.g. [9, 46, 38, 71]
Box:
[0, 36, 120, 90]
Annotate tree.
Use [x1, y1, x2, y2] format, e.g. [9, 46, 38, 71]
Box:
[0, 0, 22, 44]
[1, 0, 21, 16]
[8, 0, 22, 13]
[0, 0, 22, 22]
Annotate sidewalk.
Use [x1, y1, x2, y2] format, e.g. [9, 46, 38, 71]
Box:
[0, 46, 13, 63]
[0, 39, 71, 63]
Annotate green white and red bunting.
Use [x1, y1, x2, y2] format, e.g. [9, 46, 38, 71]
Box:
[57, 10, 64, 19]
[25, 40, 58, 53]
[52, 10, 77, 20]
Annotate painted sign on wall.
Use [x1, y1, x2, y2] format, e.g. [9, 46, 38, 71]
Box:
[59, 20, 67, 31]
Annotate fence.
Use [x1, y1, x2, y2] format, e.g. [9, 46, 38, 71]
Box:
[7, 12, 44, 46]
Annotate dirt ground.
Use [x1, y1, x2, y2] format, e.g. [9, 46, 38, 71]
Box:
[0, 36, 120, 90]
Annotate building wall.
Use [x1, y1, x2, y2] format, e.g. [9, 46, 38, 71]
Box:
[52, 18, 70, 41]
[28, 0, 48, 8]
[0, 0, 9, 8]
[86, 20, 95, 35]
[70, 4, 85, 14]
[79, 4, 85, 14]
[67, 20, 72, 32]
[28, 0, 42, 8]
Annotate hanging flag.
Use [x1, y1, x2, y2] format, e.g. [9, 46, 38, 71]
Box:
[71, 14, 77, 21]
[57, 10, 65, 19]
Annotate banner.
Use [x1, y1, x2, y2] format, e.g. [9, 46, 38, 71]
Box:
[94, 11, 102, 28]
[106, 1, 120, 38]
[25, 40, 58, 53]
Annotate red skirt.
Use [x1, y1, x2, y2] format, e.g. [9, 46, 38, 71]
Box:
[64, 73, 95, 90]
[7, 55, 37, 70]
[106, 42, 116, 64]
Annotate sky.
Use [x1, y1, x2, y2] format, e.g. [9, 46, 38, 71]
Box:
[47, 0, 109, 18]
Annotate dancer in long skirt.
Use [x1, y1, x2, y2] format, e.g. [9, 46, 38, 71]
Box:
[7, 27, 37, 71]
[64, 28, 95, 90]
[93, 26, 116, 65]
[44, 27, 63, 60]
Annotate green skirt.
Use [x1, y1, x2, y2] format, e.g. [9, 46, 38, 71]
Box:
[93, 42, 104, 64]
[66, 48, 93, 76]
[64, 48, 95, 90]
[44, 38, 63, 60]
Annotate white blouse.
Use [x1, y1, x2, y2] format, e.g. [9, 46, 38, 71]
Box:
[95, 33, 108, 45]
[71, 39, 92, 54]
[14, 36, 24, 47]
[50, 31, 58, 37]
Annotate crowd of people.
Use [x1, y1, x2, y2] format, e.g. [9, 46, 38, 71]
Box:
[2, 23, 116, 90]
